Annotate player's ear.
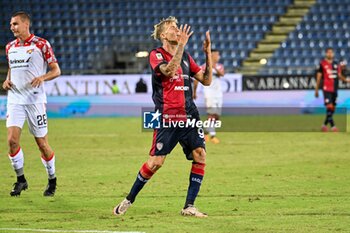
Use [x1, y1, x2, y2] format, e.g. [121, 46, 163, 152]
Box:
[160, 32, 166, 41]
[23, 19, 30, 28]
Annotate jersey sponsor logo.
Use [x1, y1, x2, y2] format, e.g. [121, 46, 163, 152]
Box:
[170, 74, 189, 82]
[8, 49, 32, 69]
[326, 69, 337, 79]
[174, 86, 189, 91]
[156, 53, 163, 60]
[9, 57, 31, 69]
[9, 58, 26, 64]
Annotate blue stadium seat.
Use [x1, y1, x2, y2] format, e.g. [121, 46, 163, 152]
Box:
[261, 0, 350, 75]
[0, 0, 299, 73]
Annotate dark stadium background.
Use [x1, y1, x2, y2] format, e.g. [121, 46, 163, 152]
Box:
[1, 0, 349, 76]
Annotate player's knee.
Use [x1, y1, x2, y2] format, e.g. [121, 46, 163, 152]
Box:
[192, 147, 206, 163]
[147, 156, 166, 170]
[326, 104, 334, 111]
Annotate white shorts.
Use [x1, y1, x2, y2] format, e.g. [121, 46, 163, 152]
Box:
[205, 97, 223, 115]
[6, 103, 48, 138]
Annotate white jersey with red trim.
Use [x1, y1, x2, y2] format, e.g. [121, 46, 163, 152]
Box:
[201, 63, 224, 99]
[6, 34, 57, 104]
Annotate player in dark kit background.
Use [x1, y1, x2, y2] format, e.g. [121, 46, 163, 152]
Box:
[315, 47, 350, 132]
[113, 16, 212, 217]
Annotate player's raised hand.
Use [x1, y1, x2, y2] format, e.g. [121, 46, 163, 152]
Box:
[178, 24, 193, 46]
[203, 30, 211, 54]
[2, 79, 13, 90]
[31, 76, 45, 88]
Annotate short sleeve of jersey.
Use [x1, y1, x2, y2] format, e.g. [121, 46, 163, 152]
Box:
[38, 40, 57, 65]
[149, 50, 167, 76]
[218, 63, 225, 73]
[5, 43, 11, 61]
[188, 53, 201, 76]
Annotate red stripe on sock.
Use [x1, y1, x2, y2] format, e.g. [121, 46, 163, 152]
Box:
[191, 162, 206, 176]
[41, 152, 55, 161]
[9, 147, 21, 157]
[140, 163, 154, 179]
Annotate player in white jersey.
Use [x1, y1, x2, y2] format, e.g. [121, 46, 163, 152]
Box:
[194, 49, 224, 144]
[2, 12, 61, 196]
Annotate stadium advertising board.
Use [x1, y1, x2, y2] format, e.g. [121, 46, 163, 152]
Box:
[1, 90, 350, 120]
[45, 74, 152, 96]
[44, 74, 242, 96]
[243, 74, 350, 91]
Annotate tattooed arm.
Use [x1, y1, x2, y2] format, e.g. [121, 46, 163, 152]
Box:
[159, 24, 193, 77]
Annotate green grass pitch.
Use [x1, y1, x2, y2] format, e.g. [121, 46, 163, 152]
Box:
[0, 117, 350, 233]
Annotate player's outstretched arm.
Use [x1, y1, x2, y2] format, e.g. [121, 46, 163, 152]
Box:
[339, 73, 350, 83]
[31, 62, 61, 88]
[2, 69, 13, 90]
[194, 31, 212, 86]
[159, 24, 193, 77]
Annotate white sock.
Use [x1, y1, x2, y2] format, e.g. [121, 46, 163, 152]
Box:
[41, 153, 56, 179]
[207, 125, 216, 137]
[8, 147, 24, 176]
[209, 130, 216, 137]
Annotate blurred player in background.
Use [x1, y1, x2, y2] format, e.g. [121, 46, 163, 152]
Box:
[315, 47, 349, 132]
[2, 12, 61, 196]
[114, 16, 212, 217]
[193, 49, 224, 144]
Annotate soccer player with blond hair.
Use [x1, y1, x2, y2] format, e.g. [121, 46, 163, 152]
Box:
[114, 16, 212, 217]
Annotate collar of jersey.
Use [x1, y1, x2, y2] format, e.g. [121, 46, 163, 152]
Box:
[159, 46, 173, 57]
[16, 34, 35, 46]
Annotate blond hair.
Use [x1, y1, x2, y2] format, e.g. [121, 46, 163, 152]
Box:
[151, 16, 178, 41]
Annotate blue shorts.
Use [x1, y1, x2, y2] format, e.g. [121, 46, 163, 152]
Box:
[149, 125, 205, 160]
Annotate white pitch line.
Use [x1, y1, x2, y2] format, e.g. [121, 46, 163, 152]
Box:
[0, 228, 145, 233]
